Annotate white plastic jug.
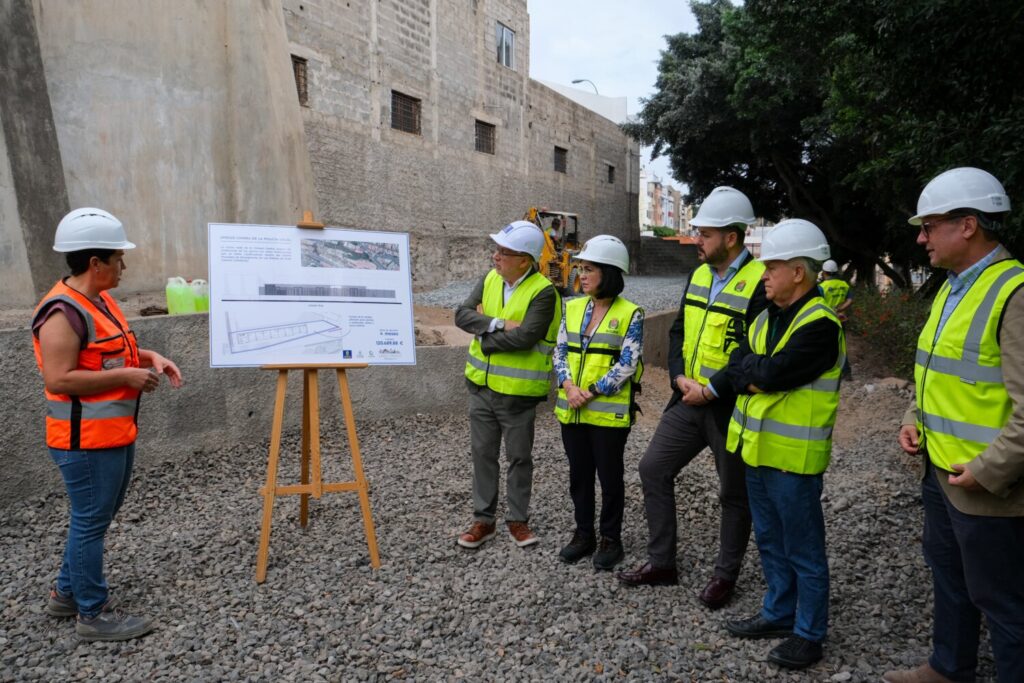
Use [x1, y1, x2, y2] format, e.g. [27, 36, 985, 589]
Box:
[191, 278, 209, 313]
[165, 277, 195, 315]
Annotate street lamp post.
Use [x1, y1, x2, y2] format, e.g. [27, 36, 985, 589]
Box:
[571, 78, 599, 95]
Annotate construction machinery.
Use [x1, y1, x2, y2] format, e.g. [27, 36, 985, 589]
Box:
[523, 207, 582, 295]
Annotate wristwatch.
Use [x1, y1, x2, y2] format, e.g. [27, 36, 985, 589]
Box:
[588, 382, 599, 395]
[494, 318, 505, 331]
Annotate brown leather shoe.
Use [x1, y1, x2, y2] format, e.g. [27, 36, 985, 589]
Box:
[506, 521, 538, 548]
[457, 521, 496, 549]
[615, 561, 678, 587]
[881, 663, 956, 683]
[698, 576, 736, 609]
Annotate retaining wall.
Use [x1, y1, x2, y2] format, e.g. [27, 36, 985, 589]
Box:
[1, 309, 674, 507]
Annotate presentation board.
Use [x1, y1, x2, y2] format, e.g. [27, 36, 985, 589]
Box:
[207, 223, 415, 367]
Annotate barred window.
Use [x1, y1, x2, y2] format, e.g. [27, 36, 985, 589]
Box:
[496, 22, 515, 68]
[291, 55, 309, 107]
[607, 164, 616, 184]
[554, 146, 568, 174]
[391, 90, 421, 135]
[475, 120, 496, 154]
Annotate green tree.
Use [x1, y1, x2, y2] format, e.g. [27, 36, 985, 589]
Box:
[626, 0, 1024, 287]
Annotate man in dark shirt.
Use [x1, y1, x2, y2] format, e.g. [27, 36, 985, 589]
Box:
[721, 219, 843, 671]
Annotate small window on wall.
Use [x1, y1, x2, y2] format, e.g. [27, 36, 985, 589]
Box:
[391, 90, 421, 135]
[291, 55, 309, 107]
[554, 146, 568, 174]
[607, 165, 616, 184]
[475, 120, 496, 154]
[496, 22, 515, 68]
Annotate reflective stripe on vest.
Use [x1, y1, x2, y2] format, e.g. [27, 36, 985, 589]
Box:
[726, 298, 844, 474]
[681, 259, 765, 385]
[914, 259, 1024, 471]
[819, 279, 850, 310]
[464, 269, 560, 397]
[554, 296, 643, 428]
[32, 280, 142, 450]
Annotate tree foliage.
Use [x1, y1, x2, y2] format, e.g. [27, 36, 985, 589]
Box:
[625, 0, 1024, 287]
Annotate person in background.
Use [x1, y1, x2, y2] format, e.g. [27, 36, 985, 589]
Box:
[554, 235, 643, 571]
[617, 187, 767, 612]
[819, 259, 853, 379]
[722, 219, 842, 670]
[33, 208, 183, 642]
[454, 220, 560, 550]
[886, 168, 1024, 683]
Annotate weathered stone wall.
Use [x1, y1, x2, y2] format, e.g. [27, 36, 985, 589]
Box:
[282, 0, 640, 288]
[0, 0, 317, 307]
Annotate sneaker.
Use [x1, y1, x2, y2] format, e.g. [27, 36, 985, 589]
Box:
[592, 537, 624, 571]
[558, 530, 596, 563]
[46, 585, 122, 618]
[767, 635, 823, 669]
[76, 610, 155, 642]
[506, 521, 538, 548]
[457, 521, 496, 549]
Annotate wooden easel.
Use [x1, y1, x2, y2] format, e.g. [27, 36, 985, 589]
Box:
[254, 212, 381, 583]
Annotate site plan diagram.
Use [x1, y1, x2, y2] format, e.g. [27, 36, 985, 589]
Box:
[208, 223, 415, 367]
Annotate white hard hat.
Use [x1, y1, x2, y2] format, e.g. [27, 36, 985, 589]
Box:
[822, 259, 839, 273]
[576, 234, 629, 273]
[54, 208, 136, 252]
[760, 219, 830, 262]
[909, 167, 1011, 225]
[491, 220, 545, 261]
[690, 186, 756, 228]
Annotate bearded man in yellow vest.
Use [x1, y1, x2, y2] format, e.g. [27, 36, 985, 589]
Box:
[454, 221, 560, 550]
[721, 219, 842, 671]
[617, 187, 768, 610]
[885, 168, 1024, 683]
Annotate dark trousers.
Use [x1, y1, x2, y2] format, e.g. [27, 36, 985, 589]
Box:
[922, 464, 1024, 683]
[638, 399, 751, 578]
[560, 423, 630, 540]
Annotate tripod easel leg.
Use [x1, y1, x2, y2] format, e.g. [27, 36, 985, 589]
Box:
[256, 370, 289, 583]
[300, 371, 311, 527]
[337, 369, 381, 569]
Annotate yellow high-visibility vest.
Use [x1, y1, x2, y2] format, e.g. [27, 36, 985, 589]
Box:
[726, 297, 845, 474]
[465, 269, 560, 397]
[554, 296, 643, 427]
[819, 278, 850, 311]
[915, 258, 1024, 471]
[682, 259, 765, 385]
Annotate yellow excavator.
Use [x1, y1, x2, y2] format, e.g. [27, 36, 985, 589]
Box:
[523, 207, 582, 295]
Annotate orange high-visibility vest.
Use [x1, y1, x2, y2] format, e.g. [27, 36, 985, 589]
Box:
[32, 280, 142, 450]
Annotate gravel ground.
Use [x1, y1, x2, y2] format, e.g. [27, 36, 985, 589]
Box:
[0, 366, 999, 682]
[415, 275, 689, 314]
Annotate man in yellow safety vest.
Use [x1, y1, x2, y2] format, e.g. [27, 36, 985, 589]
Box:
[454, 220, 560, 550]
[885, 168, 1024, 683]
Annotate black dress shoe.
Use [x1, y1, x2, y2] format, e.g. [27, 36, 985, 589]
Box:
[592, 537, 624, 571]
[559, 530, 596, 564]
[724, 614, 793, 639]
[615, 562, 678, 587]
[768, 636, 823, 669]
[698, 577, 736, 609]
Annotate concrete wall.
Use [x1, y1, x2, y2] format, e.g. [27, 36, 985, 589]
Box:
[0, 0, 318, 308]
[1, 309, 672, 508]
[282, 0, 640, 289]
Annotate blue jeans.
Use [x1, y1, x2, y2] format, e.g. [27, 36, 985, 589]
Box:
[50, 443, 135, 618]
[746, 466, 829, 642]
[922, 464, 1024, 683]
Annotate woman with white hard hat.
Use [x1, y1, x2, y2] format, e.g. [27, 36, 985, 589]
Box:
[552, 235, 644, 571]
[31, 208, 182, 642]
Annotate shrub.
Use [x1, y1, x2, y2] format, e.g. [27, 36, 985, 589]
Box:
[652, 226, 677, 237]
[846, 287, 933, 378]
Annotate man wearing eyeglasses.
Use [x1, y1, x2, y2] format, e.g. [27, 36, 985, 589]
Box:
[886, 168, 1024, 683]
[454, 220, 560, 550]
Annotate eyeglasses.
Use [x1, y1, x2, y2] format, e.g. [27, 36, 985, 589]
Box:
[495, 248, 526, 259]
[920, 214, 967, 236]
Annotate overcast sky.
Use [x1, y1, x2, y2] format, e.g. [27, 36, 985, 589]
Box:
[526, 1, 698, 190]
